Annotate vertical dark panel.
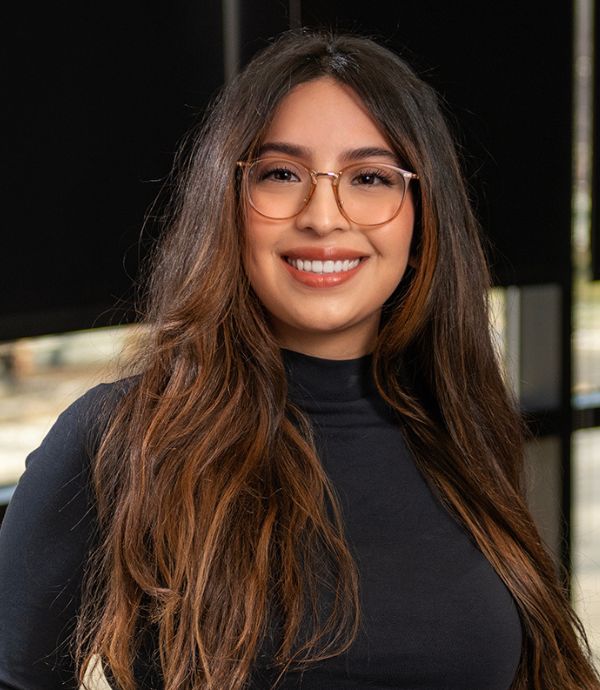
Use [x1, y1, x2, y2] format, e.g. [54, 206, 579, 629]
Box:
[4, 1, 224, 338]
[239, 1, 291, 66]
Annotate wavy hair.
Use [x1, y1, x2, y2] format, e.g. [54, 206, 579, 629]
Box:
[76, 30, 600, 689]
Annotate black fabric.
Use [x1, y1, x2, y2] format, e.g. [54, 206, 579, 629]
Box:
[0, 384, 108, 688]
[0, 351, 522, 689]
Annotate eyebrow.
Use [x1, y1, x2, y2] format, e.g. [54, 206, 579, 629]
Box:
[257, 141, 398, 164]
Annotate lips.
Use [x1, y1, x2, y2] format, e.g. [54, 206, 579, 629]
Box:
[281, 247, 368, 287]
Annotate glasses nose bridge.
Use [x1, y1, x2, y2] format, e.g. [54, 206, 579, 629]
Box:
[310, 169, 341, 186]
[305, 169, 344, 219]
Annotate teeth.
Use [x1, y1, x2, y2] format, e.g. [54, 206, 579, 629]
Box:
[286, 257, 361, 274]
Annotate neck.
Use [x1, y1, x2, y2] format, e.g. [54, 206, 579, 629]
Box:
[271, 320, 378, 361]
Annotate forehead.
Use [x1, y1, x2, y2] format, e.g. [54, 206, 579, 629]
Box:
[261, 77, 391, 161]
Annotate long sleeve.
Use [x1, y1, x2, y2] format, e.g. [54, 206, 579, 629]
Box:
[0, 385, 112, 689]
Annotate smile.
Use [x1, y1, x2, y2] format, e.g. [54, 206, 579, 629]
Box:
[281, 254, 367, 288]
[285, 257, 362, 274]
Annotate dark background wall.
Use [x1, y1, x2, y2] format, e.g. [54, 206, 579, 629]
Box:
[4, 1, 574, 339]
[5, 2, 225, 338]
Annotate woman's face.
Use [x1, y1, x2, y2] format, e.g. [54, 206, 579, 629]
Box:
[243, 77, 415, 359]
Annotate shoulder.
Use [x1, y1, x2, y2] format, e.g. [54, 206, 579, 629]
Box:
[5, 378, 137, 529]
[25, 377, 137, 471]
[50, 376, 136, 433]
[0, 378, 136, 686]
[1, 378, 137, 553]
[56, 378, 130, 424]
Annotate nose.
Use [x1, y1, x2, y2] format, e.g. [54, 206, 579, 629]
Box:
[294, 173, 351, 236]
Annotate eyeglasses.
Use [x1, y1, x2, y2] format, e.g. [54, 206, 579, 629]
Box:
[237, 157, 418, 226]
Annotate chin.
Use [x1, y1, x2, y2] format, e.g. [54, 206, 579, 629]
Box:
[295, 316, 357, 334]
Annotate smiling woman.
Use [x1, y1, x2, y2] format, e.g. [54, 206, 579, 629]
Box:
[242, 78, 416, 359]
[0, 29, 599, 690]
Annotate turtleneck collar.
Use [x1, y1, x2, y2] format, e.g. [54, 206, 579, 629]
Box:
[282, 348, 377, 404]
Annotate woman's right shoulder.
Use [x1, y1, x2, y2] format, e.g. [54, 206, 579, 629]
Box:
[0, 378, 139, 544]
[67, 375, 138, 418]
[53, 376, 138, 435]
[22, 376, 139, 480]
[0, 381, 141, 684]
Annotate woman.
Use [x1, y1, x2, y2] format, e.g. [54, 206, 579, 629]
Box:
[0, 29, 598, 690]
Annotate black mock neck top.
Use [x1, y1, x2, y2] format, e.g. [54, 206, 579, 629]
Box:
[251, 349, 523, 689]
[0, 349, 523, 689]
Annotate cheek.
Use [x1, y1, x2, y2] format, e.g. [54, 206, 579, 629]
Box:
[242, 217, 263, 274]
[383, 226, 415, 299]
[242, 222, 277, 300]
[375, 218, 414, 267]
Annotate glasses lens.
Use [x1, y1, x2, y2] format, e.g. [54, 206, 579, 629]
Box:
[338, 163, 407, 225]
[246, 159, 311, 219]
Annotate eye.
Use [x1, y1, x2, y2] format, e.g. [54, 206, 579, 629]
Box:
[254, 162, 303, 184]
[265, 167, 297, 182]
[350, 168, 395, 187]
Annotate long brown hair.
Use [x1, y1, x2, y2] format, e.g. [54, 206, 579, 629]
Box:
[76, 30, 599, 689]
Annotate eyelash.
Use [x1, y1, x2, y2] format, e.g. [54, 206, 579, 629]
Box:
[259, 166, 300, 182]
[351, 169, 394, 186]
